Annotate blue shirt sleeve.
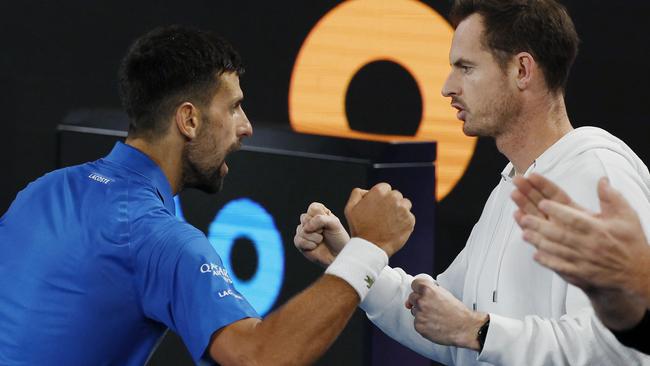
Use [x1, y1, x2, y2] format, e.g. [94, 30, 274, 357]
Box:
[135, 218, 259, 362]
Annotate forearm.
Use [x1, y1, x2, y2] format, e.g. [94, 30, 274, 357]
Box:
[211, 275, 357, 366]
[361, 267, 455, 364]
[591, 246, 650, 331]
[212, 238, 388, 365]
[609, 310, 650, 354]
[629, 249, 650, 307]
[479, 308, 649, 365]
[588, 289, 647, 331]
[253, 275, 359, 365]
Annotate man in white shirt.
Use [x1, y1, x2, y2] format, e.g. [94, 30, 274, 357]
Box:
[294, 0, 650, 364]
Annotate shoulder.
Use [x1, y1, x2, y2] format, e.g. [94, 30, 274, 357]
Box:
[564, 148, 648, 189]
[551, 148, 650, 211]
[132, 213, 214, 259]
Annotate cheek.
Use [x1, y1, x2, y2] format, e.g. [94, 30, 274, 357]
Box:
[219, 125, 233, 144]
[474, 78, 503, 106]
[223, 118, 239, 140]
[190, 129, 218, 166]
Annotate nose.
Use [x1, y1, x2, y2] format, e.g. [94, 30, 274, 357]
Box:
[239, 111, 253, 138]
[441, 70, 458, 98]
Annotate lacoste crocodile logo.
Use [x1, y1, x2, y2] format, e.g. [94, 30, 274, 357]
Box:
[365, 275, 374, 289]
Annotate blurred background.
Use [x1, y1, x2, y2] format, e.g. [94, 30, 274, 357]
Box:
[1, 0, 649, 365]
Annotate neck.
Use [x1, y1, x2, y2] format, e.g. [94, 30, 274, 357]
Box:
[125, 134, 184, 194]
[495, 93, 573, 175]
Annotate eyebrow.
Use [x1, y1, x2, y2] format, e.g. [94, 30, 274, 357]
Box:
[231, 95, 244, 105]
[452, 58, 476, 67]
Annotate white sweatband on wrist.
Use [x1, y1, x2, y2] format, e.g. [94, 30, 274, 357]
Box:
[325, 237, 389, 301]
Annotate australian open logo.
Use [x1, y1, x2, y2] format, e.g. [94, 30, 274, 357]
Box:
[200, 263, 234, 284]
[88, 173, 112, 184]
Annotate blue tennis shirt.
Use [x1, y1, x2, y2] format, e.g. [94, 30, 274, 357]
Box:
[0, 142, 258, 365]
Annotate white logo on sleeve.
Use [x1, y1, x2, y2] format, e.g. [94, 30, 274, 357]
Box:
[218, 289, 243, 300]
[200, 263, 234, 284]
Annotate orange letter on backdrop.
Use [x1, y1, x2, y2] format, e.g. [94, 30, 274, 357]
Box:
[289, 0, 477, 200]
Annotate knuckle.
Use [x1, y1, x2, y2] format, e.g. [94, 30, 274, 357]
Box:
[414, 322, 425, 333]
[558, 229, 570, 245]
[373, 182, 392, 193]
[294, 238, 304, 248]
[312, 214, 325, 226]
[352, 188, 365, 198]
[538, 237, 552, 252]
[573, 217, 590, 232]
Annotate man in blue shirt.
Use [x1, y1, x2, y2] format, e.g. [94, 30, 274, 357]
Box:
[0, 25, 416, 365]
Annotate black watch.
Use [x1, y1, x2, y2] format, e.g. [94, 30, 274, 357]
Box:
[477, 317, 490, 352]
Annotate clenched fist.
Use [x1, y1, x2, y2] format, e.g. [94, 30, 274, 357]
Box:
[294, 202, 351, 267]
[406, 277, 487, 351]
[344, 183, 415, 257]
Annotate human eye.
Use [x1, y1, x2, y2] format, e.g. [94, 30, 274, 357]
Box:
[232, 100, 243, 113]
[460, 65, 472, 74]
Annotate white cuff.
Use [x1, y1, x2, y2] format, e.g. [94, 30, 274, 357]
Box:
[359, 266, 401, 314]
[325, 237, 389, 301]
[476, 313, 523, 363]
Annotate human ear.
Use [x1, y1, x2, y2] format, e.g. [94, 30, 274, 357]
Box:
[174, 102, 199, 139]
[514, 52, 535, 90]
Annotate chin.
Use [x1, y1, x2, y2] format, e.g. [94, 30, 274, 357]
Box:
[462, 123, 479, 137]
[185, 167, 225, 194]
[201, 176, 225, 194]
[190, 180, 222, 194]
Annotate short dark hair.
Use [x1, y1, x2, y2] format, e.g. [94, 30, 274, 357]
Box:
[450, 0, 579, 93]
[119, 25, 244, 138]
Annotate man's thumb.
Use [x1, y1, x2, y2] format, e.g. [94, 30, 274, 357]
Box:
[598, 177, 632, 217]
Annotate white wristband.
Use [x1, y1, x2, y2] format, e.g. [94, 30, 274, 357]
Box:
[325, 237, 389, 301]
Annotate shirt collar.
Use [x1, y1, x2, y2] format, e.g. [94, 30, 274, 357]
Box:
[104, 142, 175, 214]
[500, 160, 538, 182]
[500, 129, 578, 182]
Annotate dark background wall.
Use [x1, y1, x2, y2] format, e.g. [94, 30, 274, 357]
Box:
[0, 0, 649, 362]
[2, 0, 647, 271]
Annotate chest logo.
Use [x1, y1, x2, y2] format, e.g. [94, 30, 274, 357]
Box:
[88, 173, 112, 184]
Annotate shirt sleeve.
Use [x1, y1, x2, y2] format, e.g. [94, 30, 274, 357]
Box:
[135, 220, 259, 363]
[359, 246, 470, 365]
[479, 293, 649, 365]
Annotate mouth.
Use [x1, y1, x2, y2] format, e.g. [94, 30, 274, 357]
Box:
[220, 141, 243, 176]
[228, 140, 243, 155]
[451, 102, 467, 122]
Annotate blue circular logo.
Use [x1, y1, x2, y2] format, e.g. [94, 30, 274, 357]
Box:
[206, 198, 284, 315]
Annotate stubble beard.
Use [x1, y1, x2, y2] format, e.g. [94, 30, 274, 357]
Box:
[463, 84, 521, 140]
[181, 128, 226, 194]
